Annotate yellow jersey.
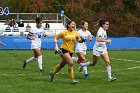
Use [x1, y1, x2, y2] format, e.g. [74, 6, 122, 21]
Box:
[55, 30, 81, 53]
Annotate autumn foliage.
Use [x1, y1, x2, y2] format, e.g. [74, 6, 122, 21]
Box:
[0, 0, 140, 36]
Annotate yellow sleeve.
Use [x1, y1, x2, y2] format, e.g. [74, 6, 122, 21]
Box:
[76, 31, 82, 42]
[54, 31, 63, 40]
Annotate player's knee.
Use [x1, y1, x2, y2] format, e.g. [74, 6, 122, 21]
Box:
[106, 61, 110, 65]
[80, 57, 86, 63]
[91, 61, 97, 66]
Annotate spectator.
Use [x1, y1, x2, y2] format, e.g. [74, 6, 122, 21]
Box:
[45, 22, 50, 29]
[25, 23, 31, 32]
[4, 18, 10, 25]
[9, 19, 16, 27]
[17, 19, 24, 27]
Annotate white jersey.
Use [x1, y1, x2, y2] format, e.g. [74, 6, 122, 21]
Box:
[75, 29, 92, 51]
[93, 27, 107, 51]
[29, 26, 45, 48]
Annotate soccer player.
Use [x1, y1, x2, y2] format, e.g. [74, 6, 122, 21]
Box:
[50, 21, 83, 84]
[23, 17, 47, 72]
[72, 21, 93, 78]
[79, 19, 116, 81]
[0, 41, 6, 46]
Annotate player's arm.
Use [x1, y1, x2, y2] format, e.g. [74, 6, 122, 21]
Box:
[88, 36, 92, 41]
[97, 36, 111, 44]
[54, 32, 63, 54]
[87, 31, 93, 41]
[0, 41, 6, 46]
[26, 32, 36, 40]
[26, 28, 37, 40]
[76, 33, 83, 43]
[43, 32, 48, 37]
[54, 32, 63, 46]
[43, 28, 48, 37]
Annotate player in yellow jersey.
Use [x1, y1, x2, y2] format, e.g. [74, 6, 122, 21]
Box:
[50, 21, 83, 84]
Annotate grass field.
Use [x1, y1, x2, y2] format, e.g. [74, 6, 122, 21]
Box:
[0, 50, 140, 93]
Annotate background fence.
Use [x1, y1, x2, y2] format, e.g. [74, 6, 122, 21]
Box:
[0, 36, 140, 50]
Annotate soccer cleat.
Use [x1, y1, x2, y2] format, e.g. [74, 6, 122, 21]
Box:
[84, 74, 90, 78]
[50, 71, 54, 82]
[39, 69, 43, 73]
[71, 79, 79, 84]
[78, 64, 83, 72]
[108, 77, 116, 82]
[23, 61, 27, 68]
[39, 69, 43, 71]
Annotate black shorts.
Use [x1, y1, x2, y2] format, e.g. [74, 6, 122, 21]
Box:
[60, 48, 73, 57]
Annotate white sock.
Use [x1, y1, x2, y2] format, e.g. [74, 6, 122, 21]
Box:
[83, 66, 88, 74]
[38, 55, 43, 70]
[106, 65, 112, 79]
[81, 62, 90, 67]
[72, 57, 78, 62]
[26, 56, 36, 63]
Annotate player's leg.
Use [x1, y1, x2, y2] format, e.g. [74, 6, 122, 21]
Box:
[23, 49, 37, 68]
[50, 58, 66, 81]
[78, 49, 99, 72]
[101, 51, 116, 81]
[33, 48, 43, 71]
[72, 56, 78, 62]
[77, 52, 90, 78]
[62, 53, 78, 84]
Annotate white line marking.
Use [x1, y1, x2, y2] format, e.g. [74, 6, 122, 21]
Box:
[111, 58, 140, 63]
[127, 66, 140, 70]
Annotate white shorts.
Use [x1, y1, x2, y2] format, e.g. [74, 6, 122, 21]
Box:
[31, 44, 41, 50]
[93, 49, 107, 56]
[75, 49, 86, 55]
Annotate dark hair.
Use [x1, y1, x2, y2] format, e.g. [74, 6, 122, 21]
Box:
[99, 19, 108, 27]
[66, 21, 75, 30]
[81, 21, 88, 28]
[35, 17, 42, 23]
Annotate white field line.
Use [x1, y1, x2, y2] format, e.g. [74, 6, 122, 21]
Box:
[1, 66, 140, 76]
[127, 66, 140, 70]
[111, 58, 140, 63]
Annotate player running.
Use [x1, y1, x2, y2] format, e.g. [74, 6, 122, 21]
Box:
[72, 21, 93, 78]
[50, 21, 83, 84]
[79, 19, 116, 81]
[23, 17, 47, 72]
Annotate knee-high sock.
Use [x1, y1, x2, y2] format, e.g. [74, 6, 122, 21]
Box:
[106, 65, 112, 79]
[72, 57, 78, 62]
[83, 66, 88, 74]
[81, 62, 90, 67]
[26, 56, 36, 63]
[68, 67, 74, 80]
[52, 64, 62, 75]
[38, 55, 42, 70]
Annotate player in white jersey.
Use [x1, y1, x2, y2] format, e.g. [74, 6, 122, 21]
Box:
[23, 17, 47, 72]
[79, 19, 116, 81]
[72, 21, 93, 78]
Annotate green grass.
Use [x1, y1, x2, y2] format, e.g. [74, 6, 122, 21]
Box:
[0, 50, 140, 93]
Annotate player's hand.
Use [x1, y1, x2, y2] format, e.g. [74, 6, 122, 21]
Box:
[106, 39, 111, 44]
[54, 46, 62, 54]
[88, 35, 93, 41]
[30, 37, 37, 41]
[2, 43, 6, 47]
[80, 36, 87, 42]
